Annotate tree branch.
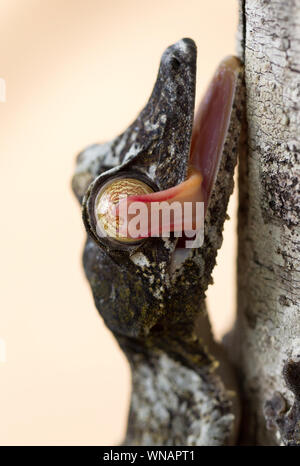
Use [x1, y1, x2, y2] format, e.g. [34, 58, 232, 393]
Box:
[233, 0, 300, 445]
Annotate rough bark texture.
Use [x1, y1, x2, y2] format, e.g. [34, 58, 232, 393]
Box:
[234, 0, 300, 445]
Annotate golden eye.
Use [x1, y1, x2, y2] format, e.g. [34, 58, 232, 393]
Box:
[94, 177, 154, 243]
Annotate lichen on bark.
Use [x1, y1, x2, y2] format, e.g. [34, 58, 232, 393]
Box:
[233, 0, 300, 445]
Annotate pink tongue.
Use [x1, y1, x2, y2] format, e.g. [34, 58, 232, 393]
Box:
[190, 56, 240, 207]
[115, 173, 203, 237]
[114, 56, 241, 240]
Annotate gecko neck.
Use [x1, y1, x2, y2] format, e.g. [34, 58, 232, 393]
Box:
[119, 306, 239, 446]
[124, 347, 234, 446]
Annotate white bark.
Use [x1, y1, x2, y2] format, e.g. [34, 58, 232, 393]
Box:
[233, 0, 300, 445]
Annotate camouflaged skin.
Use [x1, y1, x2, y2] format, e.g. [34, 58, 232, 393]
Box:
[264, 358, 300, 446]
[72, 39, 245, 445]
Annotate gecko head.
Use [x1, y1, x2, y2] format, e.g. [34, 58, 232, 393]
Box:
[72, 39, 243, 339]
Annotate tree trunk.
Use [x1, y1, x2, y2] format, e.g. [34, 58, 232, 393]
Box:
[233, 0, 300, 445]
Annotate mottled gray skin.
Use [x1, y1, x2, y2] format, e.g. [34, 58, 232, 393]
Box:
[72, 39, 244, 445]
[264, 358, 300, 446]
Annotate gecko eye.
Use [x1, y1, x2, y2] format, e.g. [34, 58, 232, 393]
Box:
[95, 176, 154, 243]
[83, 173, 155, 250]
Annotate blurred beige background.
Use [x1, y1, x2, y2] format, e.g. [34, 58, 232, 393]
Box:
[0, 0, 238, 445]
